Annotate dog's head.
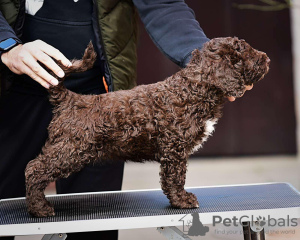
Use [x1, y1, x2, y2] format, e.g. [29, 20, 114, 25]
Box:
[188, 37, 270, 98]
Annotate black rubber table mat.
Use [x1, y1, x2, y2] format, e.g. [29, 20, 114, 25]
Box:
[1, 183, 300, 225]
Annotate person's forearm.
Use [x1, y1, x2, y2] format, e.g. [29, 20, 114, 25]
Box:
[0, 11, 22, 59]
[0, 11, 21, 42]
[133, 0, 210, 68]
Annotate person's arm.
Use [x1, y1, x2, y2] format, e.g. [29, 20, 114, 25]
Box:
[0, 11, 22, 57]
[133, 1, 254, 101]
[132, 0, 210, 68]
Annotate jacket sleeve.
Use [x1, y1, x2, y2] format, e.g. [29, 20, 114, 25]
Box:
[132, 0, 210, 68]
[0, 11, 22, 57]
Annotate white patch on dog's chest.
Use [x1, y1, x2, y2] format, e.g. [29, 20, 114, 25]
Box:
[190, 119, 217, 154]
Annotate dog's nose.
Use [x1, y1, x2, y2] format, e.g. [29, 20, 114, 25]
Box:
[262, 53, 270, 65]
[259, 53, 270, 67]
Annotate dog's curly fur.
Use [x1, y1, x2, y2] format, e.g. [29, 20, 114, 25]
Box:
[24, 37, 270, 217]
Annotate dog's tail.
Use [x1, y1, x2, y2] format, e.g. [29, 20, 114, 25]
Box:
[47, 41, 97, 106]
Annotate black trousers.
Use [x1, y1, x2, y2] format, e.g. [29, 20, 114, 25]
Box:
[0, 85, 124, 240]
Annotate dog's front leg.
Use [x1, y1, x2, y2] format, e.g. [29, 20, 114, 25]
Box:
[159, 149, 199, 209]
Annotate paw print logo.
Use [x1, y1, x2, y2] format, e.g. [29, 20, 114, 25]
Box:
[256, 216, 266, 227]
[251, 216, 266, 232]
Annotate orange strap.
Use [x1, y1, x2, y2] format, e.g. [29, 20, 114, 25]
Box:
[103, 76, 109, 93]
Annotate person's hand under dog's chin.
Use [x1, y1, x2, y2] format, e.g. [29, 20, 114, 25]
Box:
[227, 84, 254, 102]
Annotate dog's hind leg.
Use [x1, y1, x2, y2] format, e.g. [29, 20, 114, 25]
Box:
[159, 143, 199, 209]
[25, 151, 56, 217]
[25, 140, 92, 217]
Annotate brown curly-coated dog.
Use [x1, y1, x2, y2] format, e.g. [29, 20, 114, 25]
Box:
[25, 37, 270, 217]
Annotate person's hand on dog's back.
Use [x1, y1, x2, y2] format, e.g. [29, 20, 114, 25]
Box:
[0, 39, 72, 89]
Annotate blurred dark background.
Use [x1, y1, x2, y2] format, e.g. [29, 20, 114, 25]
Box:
[136, 0, 296, 157]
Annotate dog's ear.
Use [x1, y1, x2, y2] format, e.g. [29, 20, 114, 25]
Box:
[198, 38, 247, 97]
[208, 62, 246, 98]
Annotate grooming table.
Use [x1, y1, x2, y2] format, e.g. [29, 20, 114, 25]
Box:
[0, 183, 300, 240]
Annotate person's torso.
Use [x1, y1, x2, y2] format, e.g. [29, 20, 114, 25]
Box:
[1, 0, 138, 95]
[13, 0, 105, 95]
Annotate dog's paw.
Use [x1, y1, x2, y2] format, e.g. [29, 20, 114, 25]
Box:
[28, 201, 55, 218]
[170, 192, 199, 209]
